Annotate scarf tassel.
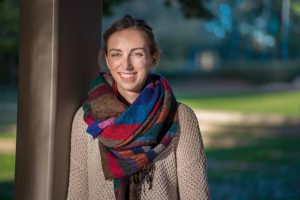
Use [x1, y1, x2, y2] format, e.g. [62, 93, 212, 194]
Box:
[129, 163, 156, 199]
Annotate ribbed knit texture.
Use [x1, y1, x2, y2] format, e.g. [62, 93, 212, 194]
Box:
[67, 103, 209, 200]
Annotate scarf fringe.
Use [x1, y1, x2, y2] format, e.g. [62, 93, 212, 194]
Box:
[129, 163, 156, 198]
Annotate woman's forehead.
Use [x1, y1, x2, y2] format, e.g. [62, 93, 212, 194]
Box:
[107, 29, 149, 50]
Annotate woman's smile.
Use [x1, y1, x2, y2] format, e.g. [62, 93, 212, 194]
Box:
[118, 72, 137, 79]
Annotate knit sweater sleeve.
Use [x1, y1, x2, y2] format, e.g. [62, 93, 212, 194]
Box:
[67, 108, 89, 200]
[176, 104, 210, 199]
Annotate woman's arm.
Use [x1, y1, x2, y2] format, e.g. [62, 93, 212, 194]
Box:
[67, 108, 89, 200]
[176, 104, 210, 199]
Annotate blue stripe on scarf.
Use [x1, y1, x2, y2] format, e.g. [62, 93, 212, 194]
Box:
[132, 147, 144, 154]
[131, 125, 167, 145]
[87, 120, 103, 138]
[115, 79, 163, 125]
[146, 150, 156, 160]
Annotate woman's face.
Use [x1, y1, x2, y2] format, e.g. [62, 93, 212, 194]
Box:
[105, 28, 153, 98]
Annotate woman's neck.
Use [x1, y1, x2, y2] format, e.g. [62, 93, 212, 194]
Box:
[117, 90, 139, 105]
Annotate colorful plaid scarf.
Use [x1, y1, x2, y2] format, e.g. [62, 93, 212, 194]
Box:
[82, 72, 178, 200]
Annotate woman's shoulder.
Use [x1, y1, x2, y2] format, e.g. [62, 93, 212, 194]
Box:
[176, 102, 202, 147]
[72, 106, 84, 123]
[175, 103, 205, 168]
[177, 102, 199, 123]
[71, 106, 88, 135]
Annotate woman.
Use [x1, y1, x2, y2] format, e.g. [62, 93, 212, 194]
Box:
[67, 15, 209, 200]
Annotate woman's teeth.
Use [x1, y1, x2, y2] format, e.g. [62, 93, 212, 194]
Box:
[120, 73, 135, 78]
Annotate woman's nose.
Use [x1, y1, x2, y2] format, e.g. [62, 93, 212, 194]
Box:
[122, 54, 133, 70]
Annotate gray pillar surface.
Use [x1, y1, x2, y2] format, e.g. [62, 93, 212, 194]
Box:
[15, 1, 102, 199]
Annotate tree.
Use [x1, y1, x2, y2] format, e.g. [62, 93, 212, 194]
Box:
[104, 0, 214, 19]
[0, 0, 18, 86]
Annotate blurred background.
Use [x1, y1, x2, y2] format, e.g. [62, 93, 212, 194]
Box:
[1, 0, 299, 199]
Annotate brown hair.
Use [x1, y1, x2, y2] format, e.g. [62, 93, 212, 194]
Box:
[103, 15, 160, 66]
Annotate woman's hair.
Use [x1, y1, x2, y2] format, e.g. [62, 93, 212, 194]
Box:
[103, 15, 160, 66]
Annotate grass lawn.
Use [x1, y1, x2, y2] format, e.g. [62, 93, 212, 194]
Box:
[0, 153, 15, 200]
[0, 125, 16, 200]
[178, 90, 300, 117]
[0, 132, 16, 139]
[206, 133, 300, 200]
[0, 153, 15, 181]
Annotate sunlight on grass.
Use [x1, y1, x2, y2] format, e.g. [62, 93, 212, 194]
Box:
[179, 90, 300, 116]
[0, 132, 16, 139]
[0, 153, 15, 181]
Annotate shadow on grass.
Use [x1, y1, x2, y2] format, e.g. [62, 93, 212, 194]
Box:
[205, 133, 300, 200]
[0, 181, 14, 200]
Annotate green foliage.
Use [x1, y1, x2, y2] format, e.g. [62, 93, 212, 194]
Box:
[0, 0, 18, 54]
[165, 0, 214, 19]
[0, 0, 19, 85]
[104, 0, 213, 19]
[292, 1, 300, 15]
[103, 0, 124, 16]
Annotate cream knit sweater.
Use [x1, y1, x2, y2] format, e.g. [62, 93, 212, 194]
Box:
[67, 103, 209, 200]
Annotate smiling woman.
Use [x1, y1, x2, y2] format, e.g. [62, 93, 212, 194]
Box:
[67, 15, 209, 200]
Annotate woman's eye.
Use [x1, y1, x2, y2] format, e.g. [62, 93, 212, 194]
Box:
[111, 53, 121, 58]
[133, 52, 144, 57]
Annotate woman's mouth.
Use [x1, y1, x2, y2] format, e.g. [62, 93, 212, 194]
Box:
[119, 72, 136, 79]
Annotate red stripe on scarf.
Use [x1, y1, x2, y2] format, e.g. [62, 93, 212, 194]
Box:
[100, 124, 140, 140]
[161, 135, 173, 146]
[84, 117, 94, 126]
[162, 79, 171, 91]
[108, 153, 125, 177]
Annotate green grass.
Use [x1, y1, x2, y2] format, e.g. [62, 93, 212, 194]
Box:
[206, 137, 300, 163]
[0, 132, 16, 139]
[0, 153, 15, 181]
[178, 90, 300, 116]
[206, 134, 300, 200]
[0, 153, 15, 200]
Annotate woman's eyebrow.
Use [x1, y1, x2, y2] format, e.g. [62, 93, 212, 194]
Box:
[108, 47, 145, 53]
[131, 47, 145, 52]
[108, 48, 122, 52]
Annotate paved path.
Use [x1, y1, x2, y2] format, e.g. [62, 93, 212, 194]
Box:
[0, 139, 15, 153]
[195, 109, 299, 126]
[195, 109, 300, 137]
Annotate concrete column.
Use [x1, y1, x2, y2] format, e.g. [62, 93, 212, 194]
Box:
[15, 0, 102, 199]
